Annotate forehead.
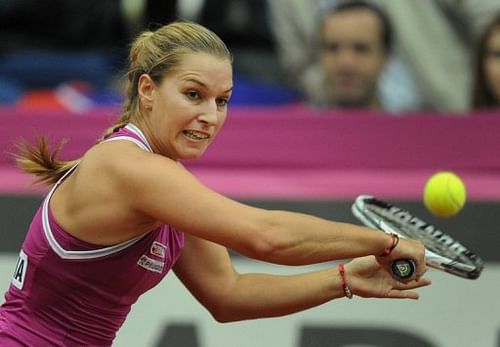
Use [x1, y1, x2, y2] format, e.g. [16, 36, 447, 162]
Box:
[167, 52, 233, 87]
[322, 9, 382, 43]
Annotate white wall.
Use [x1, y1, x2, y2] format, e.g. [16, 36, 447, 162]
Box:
[1, 255, 498, 347]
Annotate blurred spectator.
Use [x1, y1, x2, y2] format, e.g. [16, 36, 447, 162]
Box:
[471, 13, 500, 109]
[381, 0, 500, 113]
[268, 0, 423, 113]
[0, 1, 177, 107]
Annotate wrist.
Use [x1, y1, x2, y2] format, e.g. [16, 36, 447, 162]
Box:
[338, 263, 353, 299]
[380, 232, 399, 256]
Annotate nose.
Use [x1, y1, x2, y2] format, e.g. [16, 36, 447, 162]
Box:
[336, 48, 356, 69]
[198, 99, 219, 126]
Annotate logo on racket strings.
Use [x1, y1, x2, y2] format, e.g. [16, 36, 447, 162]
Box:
[387, 206, 468, 254]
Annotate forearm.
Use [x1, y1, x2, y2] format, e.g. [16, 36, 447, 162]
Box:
[214, 267, 344, 322]
[260, 210, 391, 265]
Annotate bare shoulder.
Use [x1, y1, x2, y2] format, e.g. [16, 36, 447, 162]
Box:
[66, 139, 180, 216]
[81, 140, 178, 185]
[79, 139, 273, 254]
[79, 140, 200, 209]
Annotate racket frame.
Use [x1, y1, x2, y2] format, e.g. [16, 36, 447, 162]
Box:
[352, 195, 484, 280]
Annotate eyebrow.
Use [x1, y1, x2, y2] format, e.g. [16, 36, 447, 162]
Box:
[184, 78, 233, 93]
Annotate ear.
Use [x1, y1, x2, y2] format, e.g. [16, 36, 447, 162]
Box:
[137, 73, 155, 110]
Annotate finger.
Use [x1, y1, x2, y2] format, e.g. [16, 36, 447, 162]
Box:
[416, 262, 427, 279]
[415, 271, 426, 282]
[387, 290, 419, 300]
[397, 277, 432, 290]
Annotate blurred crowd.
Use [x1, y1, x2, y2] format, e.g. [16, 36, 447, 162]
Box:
[1, 0, 500, 114]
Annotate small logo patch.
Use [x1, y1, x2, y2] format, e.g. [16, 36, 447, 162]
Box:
[392, 260, 414, 278]
[150, 241, 167, 259]
[12, 250, 28, 290]
[137, 255, 164, 273]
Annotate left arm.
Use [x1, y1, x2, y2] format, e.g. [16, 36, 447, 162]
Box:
[173, 234, 430, 323]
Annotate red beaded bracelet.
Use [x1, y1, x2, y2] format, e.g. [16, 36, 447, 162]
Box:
[380, 233, 399, 256]
[338, 263, 353, 299]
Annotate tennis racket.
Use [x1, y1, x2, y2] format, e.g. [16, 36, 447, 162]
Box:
[351, 195, 484, 280]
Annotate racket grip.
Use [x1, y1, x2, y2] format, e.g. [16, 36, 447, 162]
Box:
[391, 259, 416, 280]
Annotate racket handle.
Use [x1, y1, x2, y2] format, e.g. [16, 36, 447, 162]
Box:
[391, 259, 416, 280]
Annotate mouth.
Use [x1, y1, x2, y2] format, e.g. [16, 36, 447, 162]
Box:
[335, 75, 360, 88]
[182, 130, 210, 141]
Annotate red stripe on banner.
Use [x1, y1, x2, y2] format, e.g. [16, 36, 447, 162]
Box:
[1, 105, 499, 199]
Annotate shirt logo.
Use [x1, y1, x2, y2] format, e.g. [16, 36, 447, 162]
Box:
[137, 255, 164, 273]
[150, 241, 167, 259]
[12, 250, 28, 290]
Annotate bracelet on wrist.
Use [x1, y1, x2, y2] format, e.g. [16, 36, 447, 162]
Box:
[380, 233, 399, 256]
[338, 263, 353, 299]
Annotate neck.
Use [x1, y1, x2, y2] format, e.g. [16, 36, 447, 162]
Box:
[127, 120, 157, 153]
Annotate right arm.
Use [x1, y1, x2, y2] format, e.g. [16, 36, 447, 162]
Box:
[113, 147, 425, 273]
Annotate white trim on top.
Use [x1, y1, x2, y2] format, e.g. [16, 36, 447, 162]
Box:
[125, 123, 154, 152]
[41, 189, 144, 260]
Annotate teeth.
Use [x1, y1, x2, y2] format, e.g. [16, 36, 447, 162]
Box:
[184, 130, 209, 140]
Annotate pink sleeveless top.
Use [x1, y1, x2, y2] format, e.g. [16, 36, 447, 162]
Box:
[0, 124, 185, 346]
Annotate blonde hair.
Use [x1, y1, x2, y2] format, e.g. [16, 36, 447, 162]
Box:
[16, 21, 232, 185]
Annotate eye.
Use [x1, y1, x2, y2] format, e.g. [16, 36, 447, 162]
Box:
[216, 97, 229, 107]
[487, 49, 500, 60]
[186, 90, 200, 100]
[353, 43, 371, 55]
[322, 42, 339, 53]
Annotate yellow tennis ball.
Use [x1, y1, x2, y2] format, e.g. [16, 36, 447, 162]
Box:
[423, 171, 467, 218]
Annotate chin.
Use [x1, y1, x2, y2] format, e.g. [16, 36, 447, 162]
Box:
[178, 149, 207, 160]
[334, 93, 371, 108]
[335, 100, 366, 108]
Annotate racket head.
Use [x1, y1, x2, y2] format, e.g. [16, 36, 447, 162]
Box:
[352, 195, 484, 280]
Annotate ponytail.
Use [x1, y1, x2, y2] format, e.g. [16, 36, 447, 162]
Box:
[15, 137, 77, 186]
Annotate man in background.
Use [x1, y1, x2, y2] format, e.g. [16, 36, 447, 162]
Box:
[269, 0, 422, 113]
[316, 1, 393, 109]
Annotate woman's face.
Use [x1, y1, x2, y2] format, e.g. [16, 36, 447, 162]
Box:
[484, 26, 500, 104]
[139, 52, 233, 160]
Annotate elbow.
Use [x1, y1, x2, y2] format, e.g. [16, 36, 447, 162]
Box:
[211, 312, 236, 324]
[206, 303, 242, 323]
[203, 278, 251, 323]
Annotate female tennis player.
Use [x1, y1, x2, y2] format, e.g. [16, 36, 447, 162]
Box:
[0, 22, 430, 346]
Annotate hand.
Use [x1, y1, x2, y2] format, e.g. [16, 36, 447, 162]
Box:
[381, 237, 427, 280]
[345, 256, 432, 300]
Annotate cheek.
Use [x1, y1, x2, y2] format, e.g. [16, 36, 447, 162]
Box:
[214, 112, 228, 134]
[486, 59, 500, 81]
[363, 55, 385, 75]
[321, 54, 336, 72]
[219, 110, 228, 123]
[485, 59, 500, 96]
